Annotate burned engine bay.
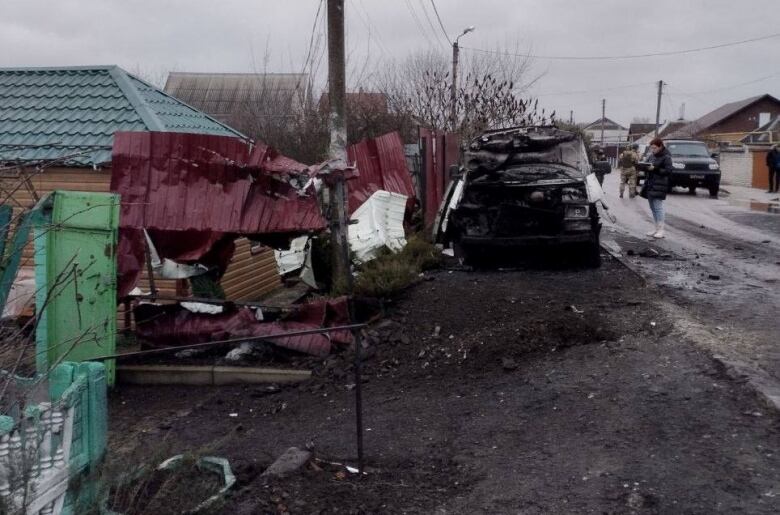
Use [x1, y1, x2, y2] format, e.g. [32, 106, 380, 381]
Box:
[437, 126, 602, 264]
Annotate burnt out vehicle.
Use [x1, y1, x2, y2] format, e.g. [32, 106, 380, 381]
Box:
[435, 126, 605, 267]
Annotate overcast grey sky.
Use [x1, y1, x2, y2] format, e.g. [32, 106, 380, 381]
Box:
[2, 0, 778, 126]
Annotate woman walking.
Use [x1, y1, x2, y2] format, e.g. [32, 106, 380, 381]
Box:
[643, 138, 672, 238]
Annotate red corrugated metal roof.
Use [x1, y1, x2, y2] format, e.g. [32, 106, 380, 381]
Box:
[111, 131, 326, 234]
[346, 132, 416, 214]
[134, 296, 356, 356]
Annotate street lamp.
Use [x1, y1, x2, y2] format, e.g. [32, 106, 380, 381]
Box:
[450, 26, 475, 131]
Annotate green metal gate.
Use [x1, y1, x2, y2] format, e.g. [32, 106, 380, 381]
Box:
[35, 191, 119, 385]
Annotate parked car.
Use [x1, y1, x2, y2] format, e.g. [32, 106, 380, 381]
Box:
[638, 139, 721, 197]
[434, 126, 604, 267]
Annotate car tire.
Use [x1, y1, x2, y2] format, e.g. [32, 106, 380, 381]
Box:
[584, 237, 602, 268]
[709, 185, 719, 198]
[454, 241, 477, 267]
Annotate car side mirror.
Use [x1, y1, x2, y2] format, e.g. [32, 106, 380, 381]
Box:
[448, 165, 460, 178]
[710, 152, 719, 160]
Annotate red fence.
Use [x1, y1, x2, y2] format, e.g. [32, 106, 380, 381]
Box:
[419, 128, 461, 226]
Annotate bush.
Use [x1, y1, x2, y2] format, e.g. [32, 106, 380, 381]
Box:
[353, 235, 441, 298]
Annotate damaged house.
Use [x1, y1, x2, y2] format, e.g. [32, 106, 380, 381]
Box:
[0, 65, 287, 318]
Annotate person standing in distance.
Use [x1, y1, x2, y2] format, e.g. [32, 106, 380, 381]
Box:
[766, 143, 780, 193]
[618, 144, 640, 198]
[643, 138, 672, 238]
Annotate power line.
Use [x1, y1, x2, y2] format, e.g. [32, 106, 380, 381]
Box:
[461, 32, 780, 61]
[533, 81, 656, 97]
[300, 0, 325, 79]
[403, 0, 437, 49]
[669, 72, 780, 97]
[349, 0, 391, 58]
[429, 0, 452, 45]
[416, 0, 448, 50]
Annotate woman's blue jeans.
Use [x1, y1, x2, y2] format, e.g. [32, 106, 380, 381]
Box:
[648, 198, 665, 224]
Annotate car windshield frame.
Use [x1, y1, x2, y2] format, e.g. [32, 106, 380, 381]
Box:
[471, 163, 586, 184]
[666, 142, 711, 158]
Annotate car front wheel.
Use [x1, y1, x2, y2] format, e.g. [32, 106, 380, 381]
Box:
[584, 236, 602, 268]
[709, 185, 719, 198]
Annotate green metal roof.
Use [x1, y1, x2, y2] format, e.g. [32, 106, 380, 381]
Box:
[0, 65, 247, 167]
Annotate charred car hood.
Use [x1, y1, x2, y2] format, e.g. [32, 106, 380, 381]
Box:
[464, 126, 591, 177]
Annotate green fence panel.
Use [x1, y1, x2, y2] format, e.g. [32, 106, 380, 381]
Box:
[0, 204, 12, 265]
[35, 191, 119, 386]
[0, 361, 107, 514]
[0, 207, 39, 313]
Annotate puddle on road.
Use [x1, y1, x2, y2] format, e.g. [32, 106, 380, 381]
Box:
[728, 199, 780, 214]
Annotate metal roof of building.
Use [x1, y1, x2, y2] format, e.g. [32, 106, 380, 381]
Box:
[0, 65, 246, 166]
[583, 117, 626, 131]
[163, 72, 309, 126]
[666, 94, 780, 139]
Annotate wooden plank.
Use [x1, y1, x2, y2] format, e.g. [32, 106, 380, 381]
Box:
[116, 365, 312, 385]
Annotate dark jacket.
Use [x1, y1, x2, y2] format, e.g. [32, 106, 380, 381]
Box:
[646, 148, 672, 199]
[767, 148, 780, 171]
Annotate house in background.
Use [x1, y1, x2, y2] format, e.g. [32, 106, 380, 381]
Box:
[0, 65, 282, 314]
[582, 117, 629, 147]
[628, 122, 656, 142]
[666, 94, 780, 144]
[163, 72, 311, 138]
[633, 120, 691, 149]
[720, 114, 780, 189]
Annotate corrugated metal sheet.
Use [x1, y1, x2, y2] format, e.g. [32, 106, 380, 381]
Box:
[419, 128, 460, 225]
[0, 167, 283, 319]
[348, 190, 407, 262]
[163, 72, 309, 129]
[346, 132, 416, 214]
[112, 131, 325, 234]
[0, 66, 245, 166]
[135, 296, 356, 356]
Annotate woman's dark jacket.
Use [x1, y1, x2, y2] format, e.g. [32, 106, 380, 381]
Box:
[767, 148, 780, 170]
[646, 148, 672, 199]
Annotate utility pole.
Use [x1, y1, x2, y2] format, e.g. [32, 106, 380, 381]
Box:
[600, 99, 606, 146]
[326, 0, 365, 474]
[654, 80, 664, 136]
[569, 110, 574, 124]
[327, 0, 348, 282]
[450, 26, 474, 132]
[450, 41, 459, 131]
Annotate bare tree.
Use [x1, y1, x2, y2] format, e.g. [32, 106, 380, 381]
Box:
[376, 46, 548, 141]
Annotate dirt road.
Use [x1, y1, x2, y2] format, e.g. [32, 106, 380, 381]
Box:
[110, 253, 780, 514]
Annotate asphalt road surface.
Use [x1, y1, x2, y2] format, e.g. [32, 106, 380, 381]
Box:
[600, 171, 780, 395]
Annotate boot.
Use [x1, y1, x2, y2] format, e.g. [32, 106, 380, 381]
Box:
[646, 223, 658, 237]
[653, 222, 665, 238]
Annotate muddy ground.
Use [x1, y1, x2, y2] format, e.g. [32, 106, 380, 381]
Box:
[109, 254, 780, 514]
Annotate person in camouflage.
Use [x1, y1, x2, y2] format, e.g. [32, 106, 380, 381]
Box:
[618, 144, 640, 198]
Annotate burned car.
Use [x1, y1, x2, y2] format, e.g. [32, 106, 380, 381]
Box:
[434, 126, 605, 267]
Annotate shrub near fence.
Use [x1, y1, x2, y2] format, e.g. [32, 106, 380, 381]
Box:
[0, 361, 107, 515]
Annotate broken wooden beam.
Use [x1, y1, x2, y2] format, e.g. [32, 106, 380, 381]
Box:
[116, 365, 311, 385]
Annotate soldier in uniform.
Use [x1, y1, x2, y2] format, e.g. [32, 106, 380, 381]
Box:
[618, 144, 640, 198]
[590, 145, 609, 185]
